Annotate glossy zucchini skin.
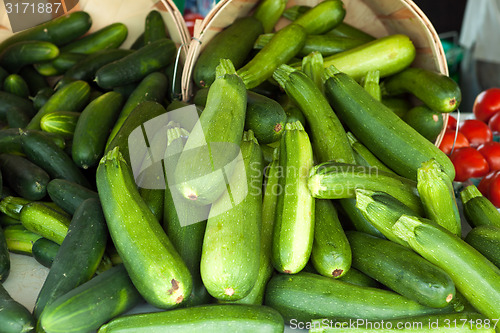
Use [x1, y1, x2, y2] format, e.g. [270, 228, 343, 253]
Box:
[461, 185, 500, 229]
[294, 0, 345, 35]
[20, 202, 71, 245]
[464, 225, 500, 268]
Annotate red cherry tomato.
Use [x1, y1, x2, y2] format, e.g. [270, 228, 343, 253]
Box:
[478, 170, 500, 196]
[446, 115, 457, 131]
[184, 12, 204, 37]
[459, 119, 493, 148]
[478, 141, 500, 171]
[488, 111, 500, 133]
[449, 147, 490, 182]
[484, 170, 500, 207]
[473, 88, 500, 123]
[438, 130, 470, 155]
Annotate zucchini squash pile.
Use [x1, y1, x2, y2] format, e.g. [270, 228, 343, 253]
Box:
[0, 1, 499, 333]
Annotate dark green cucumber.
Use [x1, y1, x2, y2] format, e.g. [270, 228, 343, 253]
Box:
[5, 105, 31, 128]
[96, 147, 192, 309]
[32, 87, 54, 110]
[3, 224, 42, 255]
[272, 121, 315, 274]
[324, 66, 455, 181]
[0, 91, 36, 122]
[194, 17, 264, 88]
[347, 230, 456, 308]
[27, 80, 90, 130]
[0, 11, 91, 53]
[95, 38, 176, 89]
[51, 52, 86, 73]
[0, 41, 59, 73]
[237, 24, 306, 89]
[38, 264, 142, 333]
[3, 74, 30, 98]
[403, 105, 444, 142]
[72, 91, 123, 169]
[144, 10, 168, 44]
[60, 22, 128, 54]
[19, 66, 48, 96]
[294, 0, 345, 35]
[394, 215, 500, 321]
[0, 226, 9, 282]
[33, 198, 108, 319]
[461, 185, 500, 229]
[201, 131, 263, 301]
[464, 225, 500, 268]
[0, 154, 50, 200]
[32, 237, 60, 268]
[308, 161, 424, 215]
[65, 49, 134, 81]
[0, 128, 65, 155]
[20, 202, 71, 245]
[105, 71, 168, 148]
[311, 199, 351, 278]
[40, 111, 80, 139]
[0, 196, 31, 220]
[382, 67, 461, 113]
[20, 129, 90, 187]
[0, 283, 35, 333]
[273, 64, 355, 164]
[265, 272, 455, 324]
[252, 0, 287, 33]
[98, 304, 284, 333]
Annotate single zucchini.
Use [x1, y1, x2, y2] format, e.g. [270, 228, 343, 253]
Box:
[19, 202, 71, 245]
[464, 225, 500, 268]
[347, 132, 395, 174]
[252, 0, 287, 33]
[0, 283, 35, 333]
[461, 185, 500, 229]
[32, 237, 59, 268]
[337, 266, 382, 289]
[294, 0, 345, 35]
[40, 111, 80, 139]
[3, 224, 42, 255]
[361, 70, 381, 101]
[0, 41, 59, 73]
[403, 105, 444, 142]
[301, 51, 324, 94]
[272, 121, 315, 274]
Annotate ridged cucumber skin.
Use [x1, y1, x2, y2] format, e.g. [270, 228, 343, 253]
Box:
[3, 74, 30, 98]
[27, 80, 90, 130]
[144, 10, 168, 44]
[65, 49, 133, 81]
[20, 202, 70, 245]
[38, 264, 142, 333]
[174, 63, 247, 206]
[105, 71, 168, 149]
[272, 121, 315, 274]
[193, 17, 264, 88]
[40, 111, 80, 139]
[3, 224, 42, 255]
[237, 24, 307, 89]
[324, 71, 455, 181]
[60, 22, 128, 54]
[464, 225, 500, 268]
[0, 154, 50, 201]
[0, 226, 10, 282]
[0, 11, 91, 54]
[382, 67, 462, 113]
[311, 199, 351, 278]
[347, 230, 456, 308]
[96, 147, 192, 309]
[95, 38, 176, 89]
[265, 272, 456, 324]
[273, 65, 355, 164]
[98, 304, 285, 333]
[0, 41, 60, 73]
[33, 198, 108, 319]
[32, 238, 59, 268]
[294, 0, 345, 35]
[308, 162, 424, 216]
[461, 185, 500, 229]
[46, 179, 99, 215]
[200, 131, 263, 301]
[393, 215, 500, 321]
[0, 283, 35, 333]
[72, 91, 123, 169]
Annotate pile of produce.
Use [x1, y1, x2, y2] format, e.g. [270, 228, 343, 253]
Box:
[0, 1, 498, 332]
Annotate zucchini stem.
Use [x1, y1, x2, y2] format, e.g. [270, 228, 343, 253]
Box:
[215, 59, 236, 78]
[272, 64, 297, 89]
[460, 184, 482, 205]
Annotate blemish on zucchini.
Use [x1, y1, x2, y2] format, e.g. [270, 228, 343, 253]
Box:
[332, 269, 343, 277]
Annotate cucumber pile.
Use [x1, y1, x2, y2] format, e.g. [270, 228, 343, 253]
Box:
[0, 1, 499, 333]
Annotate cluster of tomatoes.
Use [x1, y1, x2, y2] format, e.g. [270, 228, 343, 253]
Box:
[438, 88, 500, 206]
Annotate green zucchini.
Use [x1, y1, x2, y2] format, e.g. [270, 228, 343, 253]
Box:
[347, 230, 455, 308]
[464, 225, 500, 268]
[382, 67, 461, 113]
[338, 198, 386, 238]
[461, 185, 500, 229]
[46, 179, 99, 215]
[301, 51, 324, 93]
[393, 214, 500, 320]
[26, 80, 90, 130]
[138, 188, 164, 222]
[0, 196, 31, 220]
[20, 202, 70, 245]
[95, 38, 176, 89]
[65, 49, 134, 81]
[3, 224, 42, 255]
[20, 129, 90, 187]
[201, 130, 262, 300]
[361, 70, 381, 101]
[32, 237, 59, 268]
[252, 0, 287, 33]
[273, 64, 355, 164]
[96, 147, 192, 308]
[19, 66, 49, 96]
[327, 22, 376, 41]
[323, 66, 455, 181]
[0, 41, 59, 73]
[144, 10, 168, 44]
[60, 22, 128, 54]
[175, 60, 247, 205]
[403, 105, 444, 142]
[193, 17, 264, 88]
[40, 111, 80, 139]
[0, 283, 35, 333]
[311, 199, 351, 278]
[0, 226, 9, 282]
[272, 121, 315, 274]
[237, 24, 307, 89]
[347, 132, 395, 174]
[72, 91, 123, 169]
[382, 96, 413, 118]
[3, 74, 30, 98]
[33, 198, 108, 318]
[0, 154, 50, 200]
[265, 272, 455, 324]
[38, 264, 142, 333]
[98, 304, 284, 333]
[294, 0, 345, 35]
